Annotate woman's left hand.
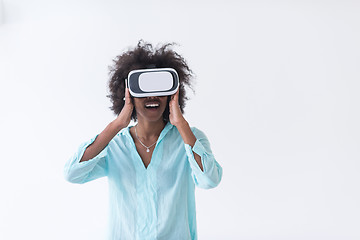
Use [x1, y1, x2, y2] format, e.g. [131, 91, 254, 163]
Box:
[169, 90, 186, 127]
[169, 90, 203, 170]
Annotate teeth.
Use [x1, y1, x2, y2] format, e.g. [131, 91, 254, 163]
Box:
[145, 103, 159, 108]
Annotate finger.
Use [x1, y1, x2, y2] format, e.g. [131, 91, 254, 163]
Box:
[172, 89, 179, 102]
[124, 88, 133, 105]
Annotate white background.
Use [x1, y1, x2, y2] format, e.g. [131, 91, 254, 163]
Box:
[1, 0, 359, 239]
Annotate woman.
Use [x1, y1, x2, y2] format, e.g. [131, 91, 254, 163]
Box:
[64, 41, 223, 240]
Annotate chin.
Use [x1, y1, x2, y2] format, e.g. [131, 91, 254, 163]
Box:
[136, 109, 166, 123]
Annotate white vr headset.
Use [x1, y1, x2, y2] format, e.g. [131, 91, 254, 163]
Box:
[127, 68, 179, 97]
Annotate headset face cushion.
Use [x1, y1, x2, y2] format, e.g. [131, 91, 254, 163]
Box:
[127, 68, 179, 97]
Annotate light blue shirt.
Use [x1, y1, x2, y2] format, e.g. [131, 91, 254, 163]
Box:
[64, 122, 222, 240]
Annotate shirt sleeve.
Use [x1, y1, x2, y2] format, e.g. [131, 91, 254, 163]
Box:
[184, 128, 223, 189]
[64, 134, 109, 184]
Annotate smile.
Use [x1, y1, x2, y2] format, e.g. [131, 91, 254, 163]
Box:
[145, 102, 160, 108]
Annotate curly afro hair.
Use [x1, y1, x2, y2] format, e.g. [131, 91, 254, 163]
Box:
[107, 40, 194, 122]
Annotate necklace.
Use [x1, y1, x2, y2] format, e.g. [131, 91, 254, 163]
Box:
[135, 125, 158, 153]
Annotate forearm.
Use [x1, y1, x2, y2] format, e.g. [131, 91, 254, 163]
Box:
[176, 120, 204, 171]
[80, 119, 126, 162]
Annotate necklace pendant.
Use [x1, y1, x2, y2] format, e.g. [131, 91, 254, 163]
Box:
[146, 148, 150, 153]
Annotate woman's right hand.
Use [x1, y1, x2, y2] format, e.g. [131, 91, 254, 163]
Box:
[80, 88, 133, 162]
[114, 88, 134, 128]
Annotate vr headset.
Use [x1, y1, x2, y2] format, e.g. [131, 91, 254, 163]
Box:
[127, 68, 179, 97]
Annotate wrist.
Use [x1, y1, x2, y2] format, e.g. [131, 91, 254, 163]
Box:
[174, 118, 188, 129]
[111, 118, 127, 131]
[175, 119, 196, 147]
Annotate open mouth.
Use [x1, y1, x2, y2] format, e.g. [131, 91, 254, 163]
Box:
[145, 102, 160, 109]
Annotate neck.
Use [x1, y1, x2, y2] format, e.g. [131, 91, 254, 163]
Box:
[136, 119, 166, 139]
